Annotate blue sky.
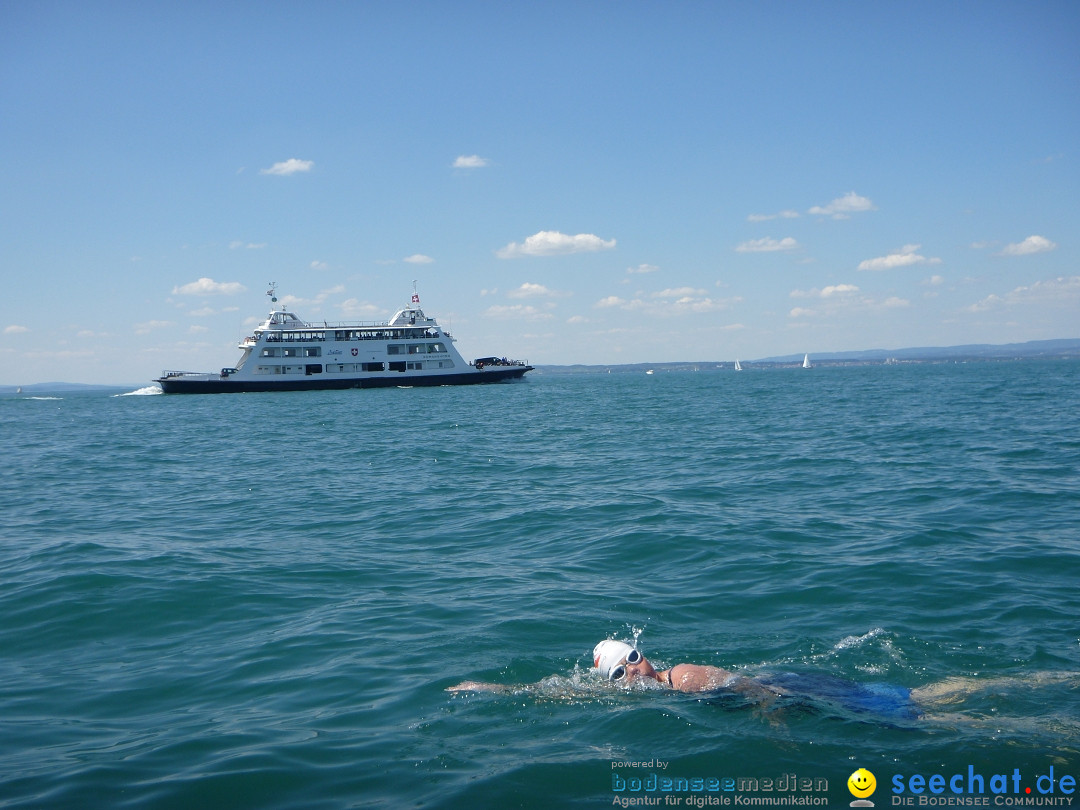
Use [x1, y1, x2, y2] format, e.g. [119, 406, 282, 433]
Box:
[2, 1, 1077, 384]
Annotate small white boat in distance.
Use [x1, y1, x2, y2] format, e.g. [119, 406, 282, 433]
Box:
[802, 354, 812, 369]
[734, 359, 742, 371]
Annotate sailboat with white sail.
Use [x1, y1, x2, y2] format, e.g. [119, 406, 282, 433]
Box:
[802, 354, 812, 369]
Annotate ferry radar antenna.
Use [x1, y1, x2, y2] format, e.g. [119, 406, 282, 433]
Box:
[267, 282, 278, 304]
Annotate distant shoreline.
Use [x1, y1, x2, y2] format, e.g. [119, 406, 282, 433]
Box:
[3, 338, 1077, 391]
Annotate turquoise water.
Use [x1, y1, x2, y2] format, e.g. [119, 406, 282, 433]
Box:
[2, 362, 1079, 808]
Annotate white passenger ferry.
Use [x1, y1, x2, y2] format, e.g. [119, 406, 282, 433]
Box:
[156, 287, 532, 394]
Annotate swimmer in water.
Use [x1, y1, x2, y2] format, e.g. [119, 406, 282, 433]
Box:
[448, 639, 1078, 724]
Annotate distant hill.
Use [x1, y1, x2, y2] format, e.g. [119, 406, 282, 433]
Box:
[536, 338, 1080, 374]
[4, 339, 1078, 387]
[757, 338, 1080, 364]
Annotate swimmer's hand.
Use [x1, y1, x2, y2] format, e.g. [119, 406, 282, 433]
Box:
[446, 681, 510, 693]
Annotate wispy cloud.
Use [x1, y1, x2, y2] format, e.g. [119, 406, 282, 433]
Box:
[808, 191, 876, 219]
[735, 236, 798, 253]
[967, 275, 1080, 312]
[339, 299, 385, 318]
[594, 291, 739, 315]
[134, 320, 174, 334]
[4, 325, 28, 334]
[453, 155, 490, 168]
[627, 263, 659, 274]
[230, 241, 266, 250]
[497, 230, 616, 258]
[507, 282, 570, 299]
[172, 278, 246, 296]
[790, 284, 860, 299]
[858, 244, 941, 271]
[404, 254, 434, 264]
[279, 285, 345, 310]
[747, 210, 800, 223]
[484, 304, 555, 320]
[999, 235, 1057, 256]
[787, 288, 908, 315]
[260, 158, 314, 176]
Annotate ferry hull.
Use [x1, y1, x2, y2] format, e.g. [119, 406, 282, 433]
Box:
[157, 365, 532, 394]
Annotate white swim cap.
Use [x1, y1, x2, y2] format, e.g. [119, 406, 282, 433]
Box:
[593, 639, 635, 679]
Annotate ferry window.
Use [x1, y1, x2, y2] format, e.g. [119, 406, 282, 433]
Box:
[428, 343, 446, 353]
[261, 348, 279, 357]
[304, 347, 321, 357]
[282, 348, 299, 358]
[326, 364, 341, 373]
[388, 361, 406, 372]
[387, 344, 403, 355]
[406, 361, 423, 370]
[407, 344, 424, 354]
[363, 362, 384, 372]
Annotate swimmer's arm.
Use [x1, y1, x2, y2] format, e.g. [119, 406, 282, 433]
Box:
[446, 680, 513, 693]
[727, 676, 782, 702]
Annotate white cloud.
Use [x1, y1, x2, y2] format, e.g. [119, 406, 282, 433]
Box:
[821, 284, 860, 297]
[924, 275, 945, 286]
[134, 320, 174, 334]
[999, 235, 1057, 256]
[595, 296, 626, 309]
[172, 278, 247, 296]
[882, 296, 910, 308]
[747, 210, 800, 222]
[653, 287, 707, 298]
[858, 244, 941, 271]
[188, 325, 210, 334]
[735, 237, 798, 253]
[4, 325, 28, 334]
[788, 307, 815, 318]
[453, 155, 490, 168]
[627, 263, 659, 274]
[507, 282, 570, 299]
[790, 284, 859, 299]
[593, 292, 739, 315]
[260, 158, 314, 176]
[808, 191, 876, 219]
[967, 275, 1080, 312]
[310, 260, 328, 270]
[279, 285, 345, 310]
[230, 241, 266, 250]
[403, 254, 434, 264]
[339, 299, 384, 318]
[496, 230, 616, 258]
[484, 304, 554, 320]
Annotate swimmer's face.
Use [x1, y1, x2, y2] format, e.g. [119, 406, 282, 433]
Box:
[848, 769, 876, 798]
[610, 650, 657, 684]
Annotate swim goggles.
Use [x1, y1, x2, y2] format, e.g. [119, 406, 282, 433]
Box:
[608, 648, 643, 681]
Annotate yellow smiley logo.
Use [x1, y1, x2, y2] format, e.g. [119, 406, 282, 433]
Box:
[848, 768, 877, 798]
